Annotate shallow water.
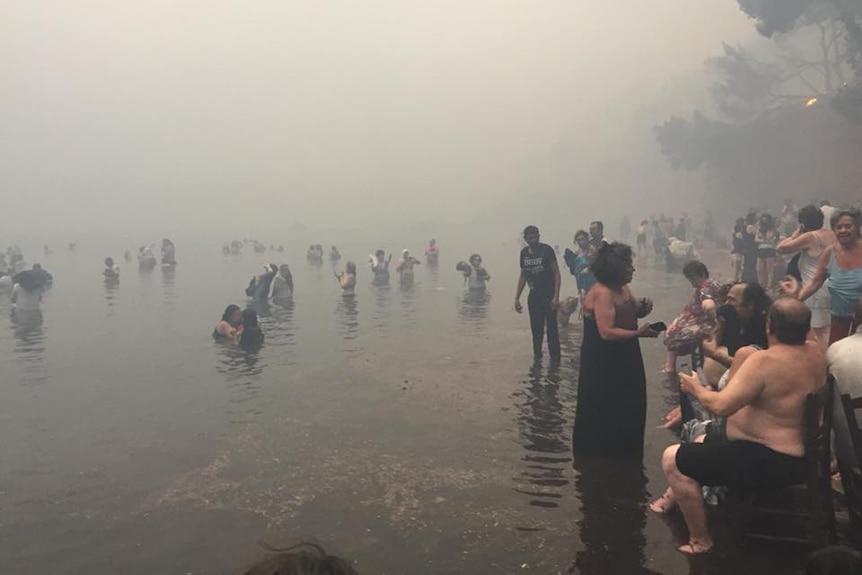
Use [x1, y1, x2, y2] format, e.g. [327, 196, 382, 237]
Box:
[0, 241, 810, 574]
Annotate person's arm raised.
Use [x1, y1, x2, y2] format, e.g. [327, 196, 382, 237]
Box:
[776, 228, 811, 255]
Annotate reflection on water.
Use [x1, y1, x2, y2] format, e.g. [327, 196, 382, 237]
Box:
[265, 300, 296, 356]
[571, 454, 654, 575]
[457, 289, 489, 326]
[11, 310, 46, 385]
[215, 343, 265, 423]
[511, 362, 575, 514]
[372, 284, 392, 331]
[399, 280, 418, 325]
[103, 279, 119, 314]
[336, 295, 360, 354]
[161, 266, 176, 308]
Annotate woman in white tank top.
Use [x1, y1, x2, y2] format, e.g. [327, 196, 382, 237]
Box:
[776, 204, 836, 351]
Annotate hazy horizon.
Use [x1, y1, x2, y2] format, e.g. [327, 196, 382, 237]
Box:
[2, 1, 756, 244]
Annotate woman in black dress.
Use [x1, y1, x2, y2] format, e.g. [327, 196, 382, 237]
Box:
[573, 243, 659, 455]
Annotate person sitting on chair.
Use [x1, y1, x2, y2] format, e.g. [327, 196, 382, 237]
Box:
[650, 298, 826, 555]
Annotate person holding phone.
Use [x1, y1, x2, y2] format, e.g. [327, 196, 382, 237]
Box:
[572, 242, 659, 455]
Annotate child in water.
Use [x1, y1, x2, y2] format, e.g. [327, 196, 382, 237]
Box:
[335, 261, 357, 295]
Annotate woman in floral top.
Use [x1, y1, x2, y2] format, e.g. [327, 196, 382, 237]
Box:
[661, 261, 720, 372]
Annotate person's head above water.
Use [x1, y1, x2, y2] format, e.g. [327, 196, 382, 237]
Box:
[375, 249, 385, 258]
[469, 254, 482, 266]
[279, 264, 291, 276]
[221, 304, 242, 325]
[345, 261, 356, 274]
[241, 308, 259, 329]
[241, 543, 359, 575]
[591, 242, 634, 289]
[429, 238, 436, 246]
[104, 257, 114, 267]
[768, 297, 811, 345]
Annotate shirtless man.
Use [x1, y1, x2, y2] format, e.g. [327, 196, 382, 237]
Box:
[651, 298, 826, 555]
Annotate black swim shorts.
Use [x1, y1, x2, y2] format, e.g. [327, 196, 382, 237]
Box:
[675, 430, 806, 493]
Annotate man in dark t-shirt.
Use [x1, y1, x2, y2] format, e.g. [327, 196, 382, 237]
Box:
[515, 225, 562, 362]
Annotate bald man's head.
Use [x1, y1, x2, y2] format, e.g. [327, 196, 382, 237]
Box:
[768, 298, 811, 345]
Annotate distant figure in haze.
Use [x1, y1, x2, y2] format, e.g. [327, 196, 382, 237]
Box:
[138, 246, 157, 270]
[213, 304, 243, 341]
[370, 249, 392, 286]
[161, 238, 177, 267]
[589, 221, 606, 250]
[425, 238, 440, 265]
[246, 264, 278, 301]
[336, 261, 357, 295]
[307, 244, 323, 263]
[103, 257, 120, 281]
[741, 212, 759, 283]
[124, 250, 132, 263]
[0, 270, 12, 292]
[514, 225, 562, 363]
[329, 246, 342, 262]
[31, 263, 52, 287]
[68, 242, 76, 252]
[781, 198, 798, 236]
[11, 270, 46, 312]
[270, 264, 294, 303]
[636, 219, 648, 257]
[756, 213, 779, 290]
[43, 244, 52, 256]
[457, 254, 490, 291]
[396, 249, 420, 285]
[239, 308, 264, 348]
[240, 542, 359, 575]
[619, 215, 631, 243]
[731, 218, 745, 282]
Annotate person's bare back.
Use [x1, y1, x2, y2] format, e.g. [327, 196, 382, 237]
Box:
[726, 339, 825, 457]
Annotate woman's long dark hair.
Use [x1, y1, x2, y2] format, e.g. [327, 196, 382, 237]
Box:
[221, 304, 241, 323]
[591, 242, 633, 288]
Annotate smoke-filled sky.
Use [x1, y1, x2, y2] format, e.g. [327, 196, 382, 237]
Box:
[1, 1, 756, 241]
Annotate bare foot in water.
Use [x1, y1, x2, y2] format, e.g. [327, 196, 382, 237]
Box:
[678, 539, 713, 555]
[649, 488, 677, 513]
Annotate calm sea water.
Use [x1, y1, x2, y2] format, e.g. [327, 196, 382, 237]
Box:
[0, 239, 809, 574]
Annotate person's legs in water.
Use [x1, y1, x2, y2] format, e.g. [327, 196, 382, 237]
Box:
[527, 290, 546, 359]
[545, 295, 561, 362]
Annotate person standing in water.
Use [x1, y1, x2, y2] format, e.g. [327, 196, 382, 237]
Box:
[396, 249, 420, 285]
[425, 239, 440, 266]
[515, 225, 562, 363]
[370, 249, 392, 286]
[270, 264, 294, 303]
[103, 257, 120, 281]
[336, 261, 357, 295]
[458, 254, 490, 291]
[161, 238, 177, 266]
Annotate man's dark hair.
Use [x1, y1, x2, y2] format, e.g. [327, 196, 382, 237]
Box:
[574, 229, 589, 242]
[831, 209, 862, 231]
[523, 225, 539, 236]
[798, 204, 824, 231]
[591, 242, 633, 288]
[741, 283, 772, 315]
[590, 221, 604, 233]
[682, 260, 709, 279]
[243, 543, 359, 575]
[768, 298, 811, 345]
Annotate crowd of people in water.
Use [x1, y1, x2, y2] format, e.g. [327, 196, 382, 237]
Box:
[4, 200, 862, 571]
